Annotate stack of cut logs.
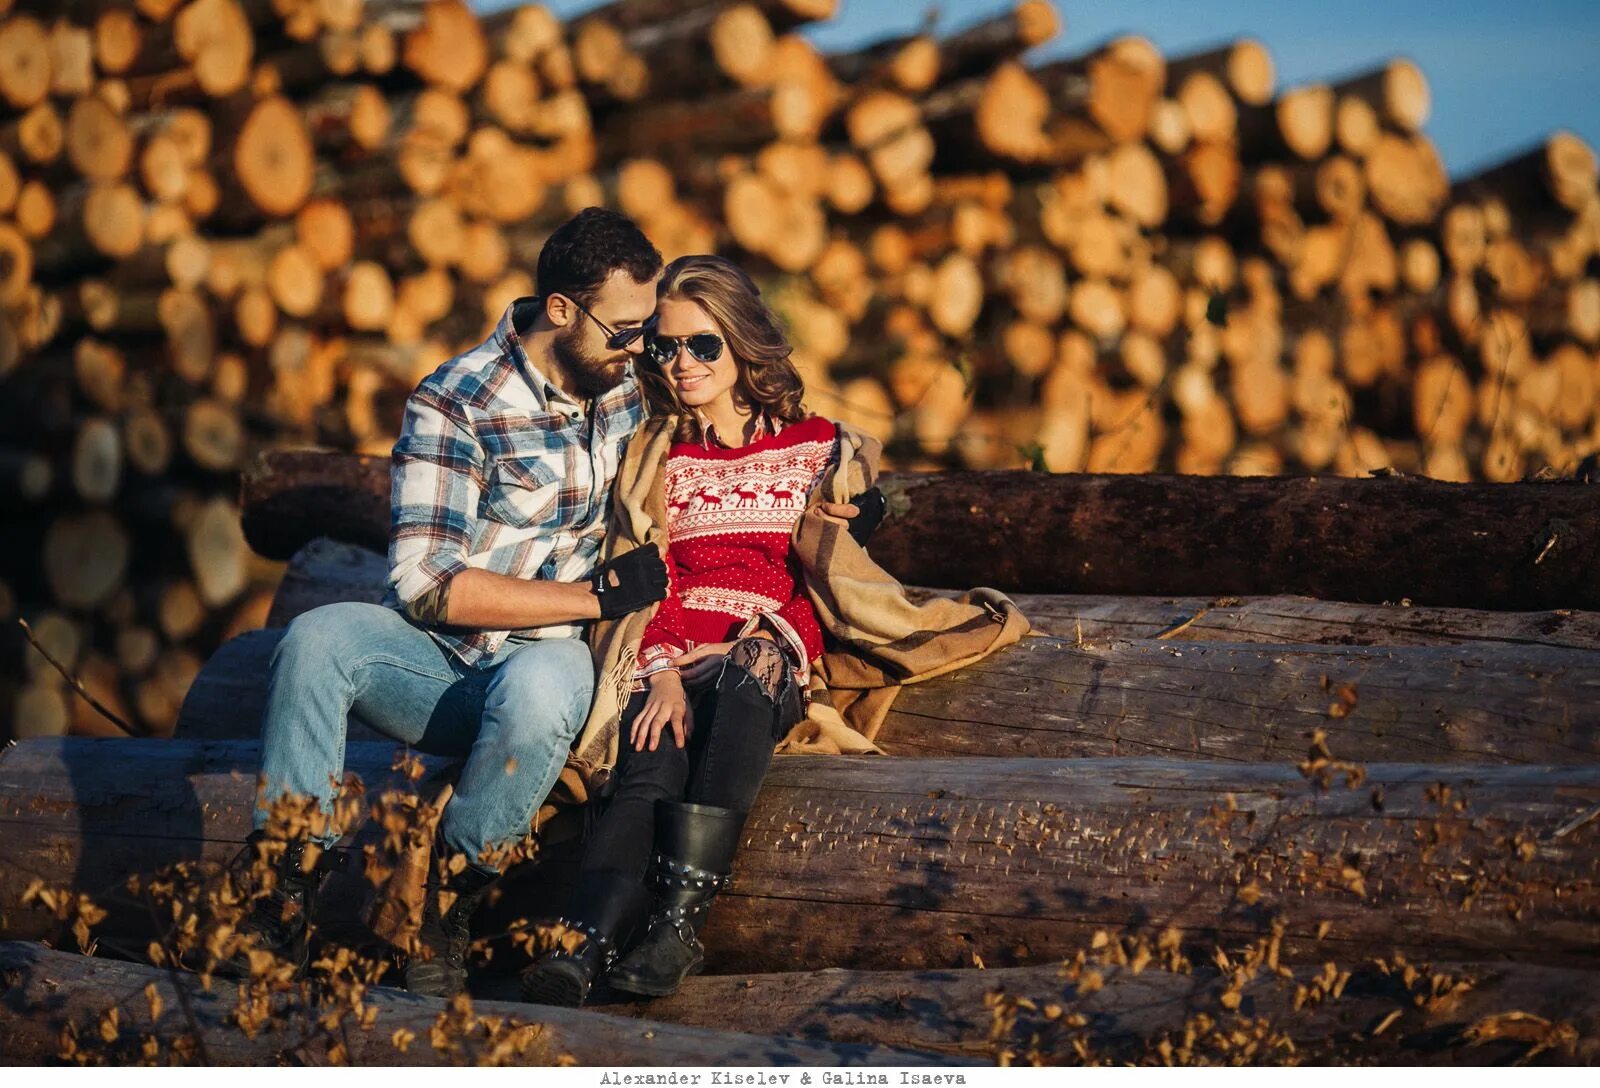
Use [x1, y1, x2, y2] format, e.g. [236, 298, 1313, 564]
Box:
[0, 6, 1597, 758]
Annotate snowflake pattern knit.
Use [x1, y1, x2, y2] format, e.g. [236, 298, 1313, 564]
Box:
[633, 415, 839, 689]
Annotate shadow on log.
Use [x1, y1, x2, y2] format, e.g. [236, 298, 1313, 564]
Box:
[587, 959, 1600, 1065]
[0, 942, 952, 1066]
[2, 740, 1597, 973]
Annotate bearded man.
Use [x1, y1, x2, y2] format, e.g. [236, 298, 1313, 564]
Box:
[223, 208, 672, 997]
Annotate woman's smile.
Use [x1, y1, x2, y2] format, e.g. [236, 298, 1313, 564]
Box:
[654, 297, 739, 414]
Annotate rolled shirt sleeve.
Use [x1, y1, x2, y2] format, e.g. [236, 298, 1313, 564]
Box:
[738, 586, 824, 688]
[633, 594, 692, 683]
[387, 386, 486, 618]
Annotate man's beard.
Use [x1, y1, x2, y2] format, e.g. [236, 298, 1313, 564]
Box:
[552, 325, 629, 399]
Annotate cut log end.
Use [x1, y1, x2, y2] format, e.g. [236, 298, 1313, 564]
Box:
[232, 97, 315, 219]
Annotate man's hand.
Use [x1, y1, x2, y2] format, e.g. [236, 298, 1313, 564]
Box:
[632, 670, 693, 751]
[844, 486, 885, 546]
[591, 544, 669, 620]
[818, 487, 886, 547]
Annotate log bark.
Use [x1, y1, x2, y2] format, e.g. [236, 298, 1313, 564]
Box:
[1032, 37, 1164, 145]
[1238, 83, 1333, 162]
[878, 635, 1600, 763]
[1452, 132, 1599, 225]
[927, 0, 1060, 89]
[173, 620, 1600, 764]
[597, 82, 827, 163]
[616, 1, 777, 100]
[1330, 58, 1430, 134]
[238, 449, 391, 560]
[209, 95, 316, 231]
[579, 0, 838, 36]
[0, 942, 943, 1067]
[870, 471, 1600, 609]
[607, 959, 1600, 1065]
[1, 739, 1597, 971]
[1166, 39, 1275, 107]
[237, 451, 1600, 610]
[962, 590, 1600, 651]
[266, 538, 1600, 652]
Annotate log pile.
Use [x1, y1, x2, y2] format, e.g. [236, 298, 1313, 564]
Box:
[1, 0, 1598, 745]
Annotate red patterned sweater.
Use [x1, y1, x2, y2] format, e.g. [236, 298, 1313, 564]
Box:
[633, 414, 839, 689]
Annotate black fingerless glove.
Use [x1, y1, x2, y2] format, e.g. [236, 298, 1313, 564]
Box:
[592, 544, 669, 619]
[846, 486, 887, 547]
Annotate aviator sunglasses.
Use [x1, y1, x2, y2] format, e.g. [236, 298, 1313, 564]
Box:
[555, 294, 648, 352]
[645, 331, 726, 367]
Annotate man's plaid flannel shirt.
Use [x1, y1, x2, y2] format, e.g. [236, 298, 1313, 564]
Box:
[382, 301, 646, 668]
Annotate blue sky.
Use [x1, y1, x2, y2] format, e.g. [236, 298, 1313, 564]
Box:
[476, 0, 1600, 179]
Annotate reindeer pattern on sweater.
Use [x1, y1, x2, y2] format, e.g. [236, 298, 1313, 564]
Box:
[634, 415, 839, 687]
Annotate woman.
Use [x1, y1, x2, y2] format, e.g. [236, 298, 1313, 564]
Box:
[520, 255, 1026, 1006]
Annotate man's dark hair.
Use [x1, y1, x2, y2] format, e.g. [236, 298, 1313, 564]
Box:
[536, 207, 662, 305]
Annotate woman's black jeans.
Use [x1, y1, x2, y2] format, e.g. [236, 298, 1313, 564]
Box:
[577, 641, 804, 883]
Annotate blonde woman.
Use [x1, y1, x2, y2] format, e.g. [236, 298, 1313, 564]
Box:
[522, 255, 1025, 1006]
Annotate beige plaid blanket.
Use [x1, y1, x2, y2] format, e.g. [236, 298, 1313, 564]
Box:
[540, 413, 1030, 822]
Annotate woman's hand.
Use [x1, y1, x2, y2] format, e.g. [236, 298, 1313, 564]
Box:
[632, 670, 694, 752]
[673, 630, 778, 687]
[672, 641, 735, 688]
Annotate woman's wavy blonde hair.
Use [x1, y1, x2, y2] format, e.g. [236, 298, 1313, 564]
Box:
[639, 255, 807, 443]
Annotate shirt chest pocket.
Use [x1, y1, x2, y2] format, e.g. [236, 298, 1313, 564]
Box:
[483, 453, 562, 529]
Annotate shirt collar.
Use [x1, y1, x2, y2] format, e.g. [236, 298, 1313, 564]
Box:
[494, 297, 636, 414]
[701, 412, 781, 450]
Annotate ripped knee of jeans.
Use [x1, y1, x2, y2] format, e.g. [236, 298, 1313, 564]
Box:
[723, 637, 790, 702]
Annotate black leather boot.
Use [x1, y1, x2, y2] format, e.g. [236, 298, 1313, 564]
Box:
[402, 842, 498, 999]
[520, 869, 652, 1007]
[607, 802, 746, 998]
[214, 830, 326, 979]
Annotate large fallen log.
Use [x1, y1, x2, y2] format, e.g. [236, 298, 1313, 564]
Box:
[600, 959, 1600, 1065]
[176, 624, 1600, 764]
[2, 740, 1596, 972]
[268, 537, 1600, 650]
[871, 471, 1600, 608]
[988, 591, 1600, 650]
[880, 635, 1600, 763]
[237, 451, 1600, 609]
[239, 450, 390, 562]
[0, 942, 947, 1067]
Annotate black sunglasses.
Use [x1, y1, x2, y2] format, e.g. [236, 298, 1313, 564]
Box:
[646, 332, 725, 366]
[556, 294, 647, 351]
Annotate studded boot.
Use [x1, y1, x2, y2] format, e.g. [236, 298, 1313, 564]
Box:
[520, 869, 653, 1007]
[402, 841, 499, 999]
[606, 802, 745, 998]
[214, 830, 327, 979]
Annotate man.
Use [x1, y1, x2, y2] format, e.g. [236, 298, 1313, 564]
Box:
[227, 208, 671, 998]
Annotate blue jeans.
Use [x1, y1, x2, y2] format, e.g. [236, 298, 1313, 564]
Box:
[254, 602, 594, 873]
